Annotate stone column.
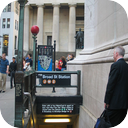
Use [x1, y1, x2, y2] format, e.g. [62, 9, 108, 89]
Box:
[24, 5, 29, 52]
[68, 4, 76, 52]
[52, 4, 60, 51]
[37, 5, 44, 45]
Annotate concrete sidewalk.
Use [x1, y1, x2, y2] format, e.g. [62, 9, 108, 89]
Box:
[0, 77, 15, 127]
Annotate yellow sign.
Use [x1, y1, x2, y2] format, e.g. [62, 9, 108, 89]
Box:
[3, 40, 8, 46]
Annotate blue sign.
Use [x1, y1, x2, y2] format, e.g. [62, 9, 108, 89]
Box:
[38, 45, 53, 71]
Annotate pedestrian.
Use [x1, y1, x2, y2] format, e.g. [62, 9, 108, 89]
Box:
[56, 57, 62, 71]
[61, 56, 67, 71]
[24, 53, 33, 71]
[0, 53, 9, 93]
[9, 57, 17, 89]
[55, 60, 59, 70]
[26, 53, 32, 67]
[104, 46, 128, 127]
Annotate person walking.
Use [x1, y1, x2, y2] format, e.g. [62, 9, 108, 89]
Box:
[26, 53, 33, 67]
[9, 57, 17, 89]
[56, 57, 62, 71]
[104, 46, 128, 127]
[61, 56, 67, 71]
[0, 53, 9, 93]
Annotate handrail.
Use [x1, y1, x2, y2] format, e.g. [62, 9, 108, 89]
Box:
[36, 70, 81, 95]
[36, 71, 79, 74]
[24, 92, 35, 128]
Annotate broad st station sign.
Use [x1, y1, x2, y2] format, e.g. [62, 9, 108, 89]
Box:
[37, 73, 71, 87]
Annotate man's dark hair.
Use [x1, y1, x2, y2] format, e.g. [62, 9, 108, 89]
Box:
[2, 53, 6, 56]
[28, 53, 32, 57]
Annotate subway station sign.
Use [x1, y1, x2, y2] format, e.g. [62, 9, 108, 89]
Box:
[42, 104, 75, 114]
[38, 45, 53, 71]
[37, 74, 71, 87]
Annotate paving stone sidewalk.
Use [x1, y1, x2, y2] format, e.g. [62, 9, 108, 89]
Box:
[0, 76, 15, 127]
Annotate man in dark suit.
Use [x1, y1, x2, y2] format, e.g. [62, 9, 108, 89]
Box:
[104, 46, 128, 127]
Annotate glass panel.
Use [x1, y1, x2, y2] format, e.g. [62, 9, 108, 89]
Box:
[7, 18, 10, 28]
[47, 36, 52, 46]
[3, 35, 9, 55]
[15, 2, 19, 14]
[2, 19, 6, 28]
[15, 20, 16, 29]
[7, 3, 11, 12]
[17, 21, 18, 30]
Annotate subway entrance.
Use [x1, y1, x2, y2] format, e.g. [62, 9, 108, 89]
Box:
[14, 71, 82, 128]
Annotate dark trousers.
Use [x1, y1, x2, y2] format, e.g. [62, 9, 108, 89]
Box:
[107, 109, 127, 127]
[10, 71, 15, 88]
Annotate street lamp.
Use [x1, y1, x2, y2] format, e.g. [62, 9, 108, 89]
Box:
[31, 25, 39, 70]
[15, 0, 28, 127]
[17, 0, 28, 71]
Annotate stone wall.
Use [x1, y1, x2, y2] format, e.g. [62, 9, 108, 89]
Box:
[68, 0, 128, 128]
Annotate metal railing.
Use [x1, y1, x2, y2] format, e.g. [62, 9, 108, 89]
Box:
[15, 70, 36, 128]
[36, 70, 81, 95]
[24, 92, 35, 128]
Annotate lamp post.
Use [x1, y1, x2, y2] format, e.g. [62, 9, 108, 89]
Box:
[17, 0, 28, 71]
[31, 25, 39, 70]
[14, 0, 28, 128]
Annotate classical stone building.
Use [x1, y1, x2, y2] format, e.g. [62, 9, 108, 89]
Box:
[68, 0, 128, 128]
[23, 0, 84, 58]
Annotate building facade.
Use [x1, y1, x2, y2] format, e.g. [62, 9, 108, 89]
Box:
[0, 0, 2, 32]
[0, 1, 19, 62]
[68, 0, 128, 128]
[23, 0, 84, 58]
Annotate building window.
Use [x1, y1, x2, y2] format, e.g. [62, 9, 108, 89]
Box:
[2, 19, 6, 28]
[3, 0, 7, 12]
[7, 18, 10, 28]
[15, 20, 18, 30]
[17, 21, 18, 30]
[76, 17, 84, 21]
[47, 36, 52, 46]
[15, 20, 16, 29]
[7, 3, 11, 12]
[2, 35, 9, 55]
[15, 2, 19, 15]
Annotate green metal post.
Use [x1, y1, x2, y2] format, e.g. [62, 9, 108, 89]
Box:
[17, 0, 27, 71]
[32, 36, 37, 71]
[15, 0, 28, 128]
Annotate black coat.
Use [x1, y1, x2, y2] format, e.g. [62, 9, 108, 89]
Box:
[9, 61, 17, 72]
[104, 58, 128, 109]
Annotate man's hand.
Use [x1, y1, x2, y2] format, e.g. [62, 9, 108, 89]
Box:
[104, 103, 109, 109]
[6, 65, 9, 74]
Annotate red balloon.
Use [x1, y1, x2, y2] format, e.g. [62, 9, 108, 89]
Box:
[31, 25, 39, 35]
